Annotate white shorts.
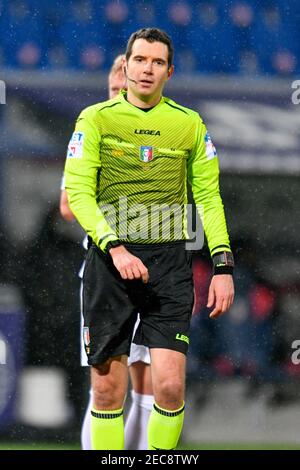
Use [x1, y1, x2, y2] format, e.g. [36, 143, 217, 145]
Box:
[128, 342, 151, 366]
[79, 278, 89, 367]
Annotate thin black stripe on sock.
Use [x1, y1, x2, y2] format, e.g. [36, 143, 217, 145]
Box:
[154, 404, 185, 417]
[91, 410, 123, 419]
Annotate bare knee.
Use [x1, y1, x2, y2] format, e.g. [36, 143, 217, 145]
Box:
[155, 378, 184, 410]
[91, 358, 128, 410]
[92, 372, 119, 409]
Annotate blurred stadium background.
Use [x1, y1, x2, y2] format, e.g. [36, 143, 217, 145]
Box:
[0, 0, 300, 450]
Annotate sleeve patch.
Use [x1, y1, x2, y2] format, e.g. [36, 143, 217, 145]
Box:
[67, 132, 84, 158]
[204, 131, 217, 160]
[60, 174, 65, 190]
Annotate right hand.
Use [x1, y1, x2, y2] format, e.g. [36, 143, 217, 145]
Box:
[109, 245, 149, 283]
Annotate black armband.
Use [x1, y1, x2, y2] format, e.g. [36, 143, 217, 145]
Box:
[212, 251, 234, 275]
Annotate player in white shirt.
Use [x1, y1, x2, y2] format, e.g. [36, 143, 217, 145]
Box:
[60, 55, 153, 450]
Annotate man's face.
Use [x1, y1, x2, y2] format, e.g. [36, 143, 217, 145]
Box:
[108, 70, 126, 99]
[125, 39, 173, 101]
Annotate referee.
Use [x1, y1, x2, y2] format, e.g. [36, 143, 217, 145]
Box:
[64, 28, 234, 450]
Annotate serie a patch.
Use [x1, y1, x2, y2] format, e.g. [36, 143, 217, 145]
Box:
[204, 131, 217, 160]
[67, 132, 84, 158]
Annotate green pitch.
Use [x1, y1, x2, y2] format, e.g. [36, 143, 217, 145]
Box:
[178, 442, 300, 450]
[0, 442, 300, 450]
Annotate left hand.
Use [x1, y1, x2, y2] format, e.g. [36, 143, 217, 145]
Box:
[207, 274, 234, 319]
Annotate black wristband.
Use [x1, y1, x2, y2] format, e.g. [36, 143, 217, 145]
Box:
[212, 251, 234, 275]
[105, 240, 123, 253]
[213, 265, 234, 275]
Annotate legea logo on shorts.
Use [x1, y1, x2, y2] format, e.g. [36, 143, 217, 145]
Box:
[175, 333, 189, 345]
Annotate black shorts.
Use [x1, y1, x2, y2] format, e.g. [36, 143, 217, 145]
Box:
[82, 242, 194, 365]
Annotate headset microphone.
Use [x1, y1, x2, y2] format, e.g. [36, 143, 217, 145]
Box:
[127, 76, 138, 84]
[124, 66, 138, 84]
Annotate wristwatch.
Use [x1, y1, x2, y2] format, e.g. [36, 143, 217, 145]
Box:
[105, 240, 123, 253]
[212, 251, 234, 275]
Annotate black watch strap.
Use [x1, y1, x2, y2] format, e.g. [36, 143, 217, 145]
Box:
[212, 251, 234, 275]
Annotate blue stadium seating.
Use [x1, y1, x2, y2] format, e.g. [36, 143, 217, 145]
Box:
[0, 0, 298, 74]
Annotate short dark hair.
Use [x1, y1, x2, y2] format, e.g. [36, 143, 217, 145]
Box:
[125, 28, 174, 68]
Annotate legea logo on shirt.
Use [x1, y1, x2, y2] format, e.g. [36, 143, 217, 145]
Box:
[67, 132, 84, 158]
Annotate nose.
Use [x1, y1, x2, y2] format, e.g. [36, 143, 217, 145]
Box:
[143, 60, 153, 74]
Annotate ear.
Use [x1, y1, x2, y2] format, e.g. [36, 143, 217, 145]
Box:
[122, 57, 127, 76]
[166, 64, 174, 80]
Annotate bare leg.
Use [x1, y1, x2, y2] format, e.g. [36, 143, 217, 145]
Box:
[129, 361, 152, 395]
[147, 349, 186, 449]
[91, 355, 128, 409]
[90, 355, 128, 450]
[150, 348, 186, 409]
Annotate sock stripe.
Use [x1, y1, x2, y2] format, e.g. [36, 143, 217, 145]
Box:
[91, 410, 123, 420]
[152, 445, 176, 450]
[154, 404, 185, 417]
